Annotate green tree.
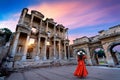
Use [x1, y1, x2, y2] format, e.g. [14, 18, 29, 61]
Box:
[95, 49, 106, 58]
[0, 28, 12, 42]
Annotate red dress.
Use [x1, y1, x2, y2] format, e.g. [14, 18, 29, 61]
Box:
[74, 55, 88, 77]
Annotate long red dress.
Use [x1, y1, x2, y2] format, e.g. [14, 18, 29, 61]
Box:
[74, 55, 88, 77]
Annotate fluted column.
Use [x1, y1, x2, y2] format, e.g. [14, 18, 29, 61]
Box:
[67, 45, 70, 59]
[64, 42, 67, 60]
[66, 28, 68, 39]
[8, 32, 20, 68]
[21, 35, 30, 61]
[30, 14, 34, 28]
[34, 20, 42, 61]
[53, 24, 56, 60]
[59, 27, 60, 36]
[34, 36, 41, 61]
[54, 36, 56, 60]
[46, 21, 48, 32]
[43, 37, 47, 60]
[19, 8, 28, 24]
[59, 40, 61, 59]
[11, 32, 20, 57]
[64, 29, 66, 39]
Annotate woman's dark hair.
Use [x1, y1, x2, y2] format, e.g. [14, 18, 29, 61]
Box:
[78, 53, 84, 60]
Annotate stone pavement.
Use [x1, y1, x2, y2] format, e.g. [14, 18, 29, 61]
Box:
[5, 65, 120, 80]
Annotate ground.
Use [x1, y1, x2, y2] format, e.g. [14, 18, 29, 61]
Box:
[5, 65, 120, 80]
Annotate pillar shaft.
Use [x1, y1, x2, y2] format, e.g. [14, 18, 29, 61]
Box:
[54, 36, 56, 60]
[59, 41, 61, 59]
[67, 45, 70, 59]
[11, 32, 20, 57]
[46, 21, 48, 32]
[44, 37, 47, 60]
[34, 20, 42, 61]
[30, 14, 34, 28]
[53, 25, 56, 60]
[64, 42, 67, 60]
[104, 49, 114, 66]
[86, 47, 92, 65]
[19, 9, 27, 24]
[21, 35, 30, 61]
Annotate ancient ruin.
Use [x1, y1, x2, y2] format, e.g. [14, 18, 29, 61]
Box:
[7, 8, 70, 68]
[71, 25, 120, 66]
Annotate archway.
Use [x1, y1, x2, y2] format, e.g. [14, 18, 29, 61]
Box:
[94, 48, 106, 65]
[109, 42, 120, 65]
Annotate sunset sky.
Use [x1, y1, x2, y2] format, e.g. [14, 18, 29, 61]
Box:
[0, 0, 120, 51]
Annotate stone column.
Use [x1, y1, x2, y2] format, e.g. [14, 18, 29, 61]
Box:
[34, 36, 41, 61]
[86, 47, 92, 65]
[64, 42, 67, 60]
[19, 8, 28, 24]
[11, 32, 20, 57]
[8, 32, 19, 68]
[34, 20, 42, 61]
[67, 45, 70, 59]
[53, 25, 56, 60]
[54, 36, 56, 60]
[59, 27, 60, 36]
[43, 37, 47, 60]
[30, 14, 34, 28]
[59, 40, 61, 59]
[46, 21, 48, 32]
[105, 50, 114, 66]
[102, 44, 114, 66]
[66, 29, 68, 39]
[64, 29, 66, 39]
[21, 35, 30, 61]
[103, 47, 115, 66]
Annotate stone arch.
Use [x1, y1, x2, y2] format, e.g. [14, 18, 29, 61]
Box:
[89, 46, 106, 65]
[108, 42, 120, 65]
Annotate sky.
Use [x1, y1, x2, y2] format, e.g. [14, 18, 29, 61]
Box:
[0, 0, 120, 51]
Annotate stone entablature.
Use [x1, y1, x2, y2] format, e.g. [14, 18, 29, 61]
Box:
[89, 35, 100, 43]
[73, 36, 89, 44]
[99, 25, 120, 39]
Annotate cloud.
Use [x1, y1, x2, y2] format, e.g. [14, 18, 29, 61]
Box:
[28, 1, 96, 28]
[0, 13, 20, 32]
[28, 1, 120, 30]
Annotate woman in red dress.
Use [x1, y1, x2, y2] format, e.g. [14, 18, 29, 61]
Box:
[74, 51, 88, 78]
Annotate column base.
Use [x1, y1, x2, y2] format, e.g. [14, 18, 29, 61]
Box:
[43, 56, 47, 60]
[7, 62, 13, 68]
[21, 55, 26, 61]
[53, 57, 56, 60]
[34, 56, 40, 61]
[107, 58, 115, 66]
[64, 57, 67, 60]
[87, 59, 92, 66]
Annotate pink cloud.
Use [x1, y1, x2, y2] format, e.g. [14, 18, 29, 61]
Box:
[0, 20, 17, 32]
[28, 1, 97, 28]
[0, 13, 20, 32]
[28, 1, 120, 29]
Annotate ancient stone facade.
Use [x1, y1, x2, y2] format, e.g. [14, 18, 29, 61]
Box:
[71, 25, 120, 66]
[8, 8, 70, 68]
